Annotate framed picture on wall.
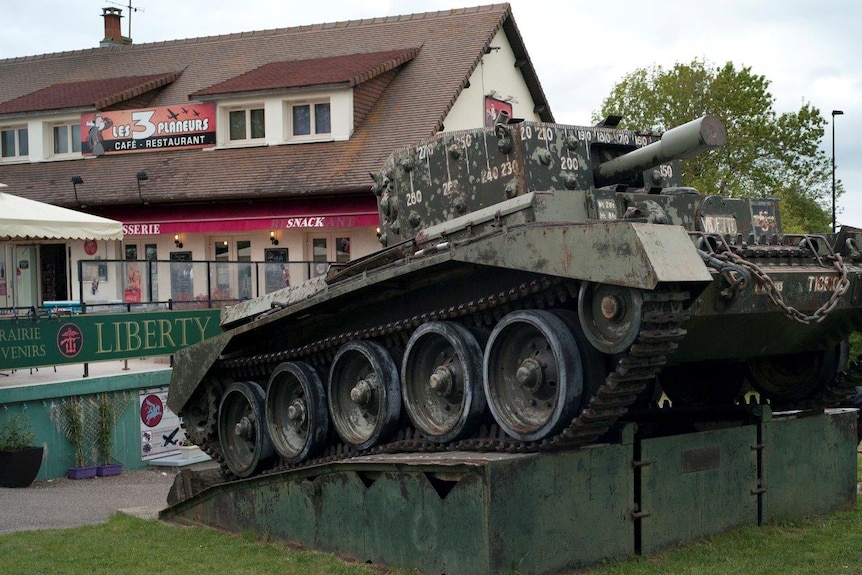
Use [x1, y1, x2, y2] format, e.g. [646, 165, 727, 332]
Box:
[264, 248, 289, 294]
[81, 257, 108, 283]
[169, 251, 193, 301]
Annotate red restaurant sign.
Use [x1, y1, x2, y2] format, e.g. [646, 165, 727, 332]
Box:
[81, 102, 216, 156]
[107, 198, 380, 236]
[120, 215, 378, 235]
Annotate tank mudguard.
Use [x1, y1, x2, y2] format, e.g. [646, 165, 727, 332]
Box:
[167, 331, 232, 414]
[451, 221, 712, 289]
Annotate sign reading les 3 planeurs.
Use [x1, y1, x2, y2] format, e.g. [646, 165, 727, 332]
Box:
[81, 102, 216, 156]
[0, 309, 222, 370]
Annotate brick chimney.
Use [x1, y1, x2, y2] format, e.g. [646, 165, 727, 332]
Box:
[101, 7, 131, 47]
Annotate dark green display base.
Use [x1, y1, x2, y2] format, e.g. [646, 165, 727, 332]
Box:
[161, 408, 858, 575]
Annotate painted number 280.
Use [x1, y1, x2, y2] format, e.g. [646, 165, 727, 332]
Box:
[406, 190, 423, 206]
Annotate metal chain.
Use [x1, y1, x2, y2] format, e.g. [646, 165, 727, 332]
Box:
[713, 250, 850, 324]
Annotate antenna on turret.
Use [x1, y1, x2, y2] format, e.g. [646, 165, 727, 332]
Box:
[106, 0, 144, 39]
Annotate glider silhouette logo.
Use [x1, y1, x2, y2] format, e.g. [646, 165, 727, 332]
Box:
[140, 394, 164, 427]
[57, 323, 83, 358]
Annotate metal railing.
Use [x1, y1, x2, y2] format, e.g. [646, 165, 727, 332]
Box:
[70, 257, 333, 312]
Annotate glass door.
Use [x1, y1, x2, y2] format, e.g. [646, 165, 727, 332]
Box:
[308, 233, 351, 278]
[39, 244, 68, 302]
[212, 238, 231, 299]
[13, 246, 38, 309]
[211, 237, 252, 301]
[237, 239, 251, 300]
[123, 243, 142, 302]
[145, 243, 158, 302]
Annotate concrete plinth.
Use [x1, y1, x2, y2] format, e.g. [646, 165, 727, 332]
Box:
[161, 408, 858, 575]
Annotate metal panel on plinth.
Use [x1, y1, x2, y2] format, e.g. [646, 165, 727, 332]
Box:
[638, 424, 758, 554]
[761, 408, 857, 523]
[486, 443, 634, 575]
[363, 469, 486, 573]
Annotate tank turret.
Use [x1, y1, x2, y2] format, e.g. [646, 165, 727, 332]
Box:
[373, 115, 726, 247]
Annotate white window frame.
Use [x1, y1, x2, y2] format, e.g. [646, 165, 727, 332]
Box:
[287, 99, 332, 143]
[225, 105, 266, 145]
[0, 125, 29, 162]
[50, 121, 82, 158]
[308, 232, 351, 277]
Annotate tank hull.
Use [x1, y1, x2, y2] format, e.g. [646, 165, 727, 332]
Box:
[167, 116, 862, 479]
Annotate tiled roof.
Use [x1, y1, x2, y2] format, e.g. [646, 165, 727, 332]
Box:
[191, 49, 420, 97]
[0, 4, 553, 208]
[0, 72, 178, 115]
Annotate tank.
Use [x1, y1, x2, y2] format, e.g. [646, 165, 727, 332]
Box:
[167, 114, 862, 478]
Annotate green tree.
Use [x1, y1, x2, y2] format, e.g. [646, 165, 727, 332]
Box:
[597, 59, 839, 233]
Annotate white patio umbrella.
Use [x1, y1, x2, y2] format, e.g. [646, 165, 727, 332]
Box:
[0, 190, 123, 241]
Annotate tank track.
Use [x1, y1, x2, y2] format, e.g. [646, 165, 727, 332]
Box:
[197, 278, 691, 477]
[193, 274, 862, 480]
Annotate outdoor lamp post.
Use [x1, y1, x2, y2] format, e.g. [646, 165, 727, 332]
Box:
[832, 110, 844, 233]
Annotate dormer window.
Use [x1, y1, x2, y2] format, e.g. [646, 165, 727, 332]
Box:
[229, 106, 265, 142]
[290, 101, 331, 140]
[52, 122, 81, 156]
[1, 126, 28, 160]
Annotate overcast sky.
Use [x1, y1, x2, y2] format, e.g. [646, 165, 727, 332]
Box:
[2, 0, 860, 226]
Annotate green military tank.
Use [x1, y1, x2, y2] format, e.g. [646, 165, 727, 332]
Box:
[168, 114, 862, 478]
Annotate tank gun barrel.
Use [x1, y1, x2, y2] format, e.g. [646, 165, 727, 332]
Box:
[594, 114, 726, 188]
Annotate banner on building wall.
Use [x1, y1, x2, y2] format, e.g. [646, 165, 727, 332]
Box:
[485, 95, 513, 127]
[0, 309, 222, 370]
[81, 102, 217, 156]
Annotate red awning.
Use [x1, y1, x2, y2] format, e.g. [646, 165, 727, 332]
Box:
[96, 197, 380, 236]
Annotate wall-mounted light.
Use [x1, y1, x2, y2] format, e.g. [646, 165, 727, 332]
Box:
[135, 171, 149, 204]
[270, 230, 279, 246]
[223, 240, 228, 247]
[174, 233, 183, 248]
[70, 175, 85, 207]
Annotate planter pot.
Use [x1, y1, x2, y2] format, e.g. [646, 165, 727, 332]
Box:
[96, 463, 123, 477]
[68, 465, 98, 480]
[0, 446, 44, 488]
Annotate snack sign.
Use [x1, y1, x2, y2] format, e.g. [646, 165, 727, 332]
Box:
[81, 102, 216, 156]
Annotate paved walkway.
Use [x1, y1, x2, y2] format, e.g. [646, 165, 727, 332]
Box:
[0, 454, 222, 535]
[0, 468, 176, 534]
[0, 356, 171, 389]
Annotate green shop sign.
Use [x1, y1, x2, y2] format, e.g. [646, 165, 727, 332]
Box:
[0, 310, 222, 370]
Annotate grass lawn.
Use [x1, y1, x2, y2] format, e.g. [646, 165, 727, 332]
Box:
[570, 496, 862, 575]
[0, 513, 418, 575]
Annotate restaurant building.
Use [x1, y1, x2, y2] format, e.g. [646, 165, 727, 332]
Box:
[0, 5, 552, 310]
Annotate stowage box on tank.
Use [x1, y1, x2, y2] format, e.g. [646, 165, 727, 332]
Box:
[168, 114, 862, 479]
